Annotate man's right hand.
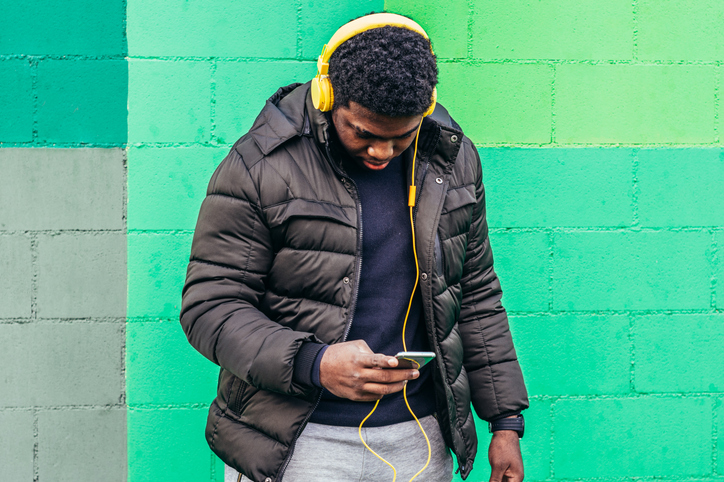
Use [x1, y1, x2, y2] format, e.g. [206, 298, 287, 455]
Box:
[319, 340, 419, 401]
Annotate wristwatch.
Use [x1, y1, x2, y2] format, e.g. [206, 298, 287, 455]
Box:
[488, 414, 524, 439]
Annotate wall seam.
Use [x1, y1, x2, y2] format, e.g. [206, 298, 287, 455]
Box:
[30, 58, 39, 143]
[32, 409, 39, 482]
[29, 234, 38, 320]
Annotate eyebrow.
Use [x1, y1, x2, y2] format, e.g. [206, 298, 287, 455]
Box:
[353, 124, 419, 140]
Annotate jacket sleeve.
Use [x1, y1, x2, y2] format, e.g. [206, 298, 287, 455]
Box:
[457, 142, 529, 421]
[180, 147, 318, 396]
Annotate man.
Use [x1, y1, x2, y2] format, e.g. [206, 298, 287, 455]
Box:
[181, 13, 528, 482]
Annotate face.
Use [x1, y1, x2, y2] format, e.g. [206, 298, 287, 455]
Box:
[331, 101, 422, 171]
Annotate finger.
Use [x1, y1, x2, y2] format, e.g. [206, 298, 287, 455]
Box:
[365, 353, 396, 368]
[489, 466, 505, 482]
[362, 367, 419, 383]
[361, 380, 408, 396]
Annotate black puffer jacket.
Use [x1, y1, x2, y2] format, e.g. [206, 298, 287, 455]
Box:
[180, 82, 528, 482]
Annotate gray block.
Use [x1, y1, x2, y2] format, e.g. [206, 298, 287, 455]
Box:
[0, 148, 124, 230]
[39, 408, 126, 482]
[0, 410, 34, 481]
[0, 323, 122, 406]
[37, 233, 126, 318]
[0, 236, 32, 318]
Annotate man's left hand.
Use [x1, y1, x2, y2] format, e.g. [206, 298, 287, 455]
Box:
[488, 430, 524, 482]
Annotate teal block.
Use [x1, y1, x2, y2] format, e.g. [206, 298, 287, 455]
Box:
[0, 236, 31, 318]
[472, 0, 632, 60]
[127, 0, 296, 57]
[718, 399, 724, 475]
[0, 0, 124, 55]
[438, 64, 552, 144]
[510, 314, 630, 395]
[214, 61, 316, 144]
[38, 409, 126, 482]
[300, 0, 385, 58]
[37, 60, 127, 144]
[128, 60, 210, 144]
[126, 321, 219, 405]
[488, 232, 549, 312]
[128, 147, 224, 230]
[0, 60, 33, 142]
[635, 314, 724, 392]
[0, 411, 34, 481]
[556, 64, 715, 144]
[553, 232, 711, 311]
[638, 0, 724, 61]
[127, 233, 193, 318]
[554, 397, 712, 477]
[638, 149, 724, 227]
[128, 408, 214, 482]
[481, 148, 633, 227]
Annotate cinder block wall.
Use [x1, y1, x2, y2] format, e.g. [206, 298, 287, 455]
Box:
[0, 0, 128, 480]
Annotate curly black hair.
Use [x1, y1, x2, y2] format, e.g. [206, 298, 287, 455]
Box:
[328, 25, 438, 117]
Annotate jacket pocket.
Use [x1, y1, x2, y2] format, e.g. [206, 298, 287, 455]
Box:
[434, 232, 445, 276]
[264, 198, 357, 229]
[441, 184, 475, 214]
[228, 378, 248, 415]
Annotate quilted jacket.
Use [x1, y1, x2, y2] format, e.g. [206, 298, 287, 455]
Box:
[180, 82, 528, 482]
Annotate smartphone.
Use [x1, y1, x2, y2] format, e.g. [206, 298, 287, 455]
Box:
[394, 351, 436, 369]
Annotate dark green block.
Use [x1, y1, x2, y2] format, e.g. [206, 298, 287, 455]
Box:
[511, 314, 630, 395]
[0, 411, 34, 481]
[37, 60, 127, 144]
[554, 397, 712, 477]
[0, 0, 124, 55]
[635, 314, 724, 392]
[489, 232, 549, 312]
[0, 60, 33, 142]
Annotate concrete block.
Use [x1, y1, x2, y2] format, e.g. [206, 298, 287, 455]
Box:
[472, 0, 632, 60]
[127, 232, 193, 318]
[556, 64, 715, 144]
[0, 0, 124, 55]
[638, 149, 724, 227]
[718, 399, 724, 475]
[127, 0, 296, 57]
[554, 397, 712, 477]
[488, 231, 549, 312]
[510, 314, 630, 395]
[37, 234, 126, 318]
[638, 0, 724, 61]
[481, 148, 633, 227]
[0, 148, 124, 230]
[635, 314, 724, 392]
[0, 411, 34, 481]
[0, 323, 122, 406]
[438, 63, 551, 144]
[37, 60, 127, 144]
[126, 321, 219, 405]
[0, 236, 31, 318]
[128, 60, 210, 144]
[0, 60, 33, 142]
[128, 147, 224, 230]
[38, 409, 126, 482]
[553, 231, 711, 311]
[373, 0, 466, 58]
[128, 407, 213, 482]
[214, 61, 316, 144]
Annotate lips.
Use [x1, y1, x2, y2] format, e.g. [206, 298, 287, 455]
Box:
[361, 159, 391, 170]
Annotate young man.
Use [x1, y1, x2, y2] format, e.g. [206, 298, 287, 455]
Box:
[181, 13, 528, 482]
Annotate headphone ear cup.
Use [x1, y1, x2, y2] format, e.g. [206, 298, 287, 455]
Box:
[311, 76, 334, 112]
[423, 87, 437, 117]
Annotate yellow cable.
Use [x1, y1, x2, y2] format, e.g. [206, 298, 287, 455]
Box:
[359, 399, 397, 481]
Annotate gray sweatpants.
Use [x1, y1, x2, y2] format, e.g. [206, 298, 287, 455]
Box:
[225, 414, 454, 482]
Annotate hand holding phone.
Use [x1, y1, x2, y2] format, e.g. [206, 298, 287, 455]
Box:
[394, 351, 436, 369]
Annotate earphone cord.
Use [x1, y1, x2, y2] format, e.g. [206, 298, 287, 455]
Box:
[358, 120, 431, 482]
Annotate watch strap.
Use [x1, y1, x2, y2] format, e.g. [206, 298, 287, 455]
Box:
[488, 414, 524, 438]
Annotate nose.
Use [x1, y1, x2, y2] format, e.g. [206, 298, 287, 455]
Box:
[367, 140, 394, 162]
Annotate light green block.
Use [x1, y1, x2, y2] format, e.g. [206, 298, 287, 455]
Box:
[438, 64, 551, 143]
[127, 232, 193, 319]
[214, 61, 316, 144]
[384, 0, 468, 58]
[556, 64, 715, 144]
[553, 232, 712, 311]
[0, 411, 34, 481]
[128, 408, 214, 482]
[127, 0, 296, 57]
[0, 60, 33, 142]
[488, 232, 549, 312]
[126, 321, 219, 405]
[638, 149, 724, 227]
[472, 0, 632, 60]
[635, 314, 724, 392]
[510, 314, 630, 395]
[554, 397, 712, 477]
[128, 147, 225, 230]
[128, 60, 210, 144]
[638, 0, 724, 61]
[0, 236, 31, 318]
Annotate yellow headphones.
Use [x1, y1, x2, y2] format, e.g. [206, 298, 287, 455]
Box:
[311, 13, 437, 117]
